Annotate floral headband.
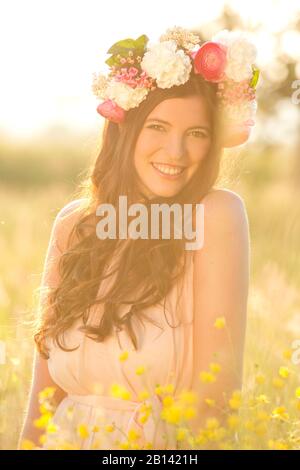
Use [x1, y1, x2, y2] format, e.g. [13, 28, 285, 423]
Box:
[92, 26, 260, 147]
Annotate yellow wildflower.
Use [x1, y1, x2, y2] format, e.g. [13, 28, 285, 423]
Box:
[161, 403, 182, 425]
[163, 395, 174, 407]
[144, 442, 153, 449]
[136, 365, 145, 375]
[155, 384, 174, 395]
[209, 363, 221, 374]
[183, 406, 196, 420]
[119, 351, 129, 362]
[33, 413, 52, 429]
[271, 406, 289, 421]
[268, 439, 289, 450]
[110, 383, 131, 400]
[199, 371, 216, 383]
[229, 390, 242, 410]
[278, 366, 290, 379]
[282, 349, 292, 360]
[105, 424, 115, 433]
[255, 394, 270, 404]
[38, 434, 47, 445]
[176, 427, 188, 441]
[255, 373, 265, 385]
[139, 412, 150, 425]
[21, 439, 36, 450]
[163, 384, 175, 394]
[39, 403, 52, 415]
[77, 424, 89, 439]
[46, 422, 58, 434]
[227, 414, 239, 430]
[119, 441, 130, 450]
[38, 386, 56, 401]
[206, 417, 220, 430]
[214, 317, 226, 329]
[127, 428, 140, 442]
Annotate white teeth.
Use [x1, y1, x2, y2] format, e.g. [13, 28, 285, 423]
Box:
[152, 163, 184, 175]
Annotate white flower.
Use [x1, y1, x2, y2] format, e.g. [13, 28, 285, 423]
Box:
[91, 72, 109, 99]
[141, 40, 192, 88]
[212, 29, 257, 82]
[223, 99, 257, 124]
[159, 26, 201, 51]
[225, 62, 253, 82]
[105, 80, 149, 110]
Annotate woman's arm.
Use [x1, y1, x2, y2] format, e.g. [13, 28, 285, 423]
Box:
[17, 352, 67, 449]
[191, 189, 250, 431]
[18, 200, 84, 449]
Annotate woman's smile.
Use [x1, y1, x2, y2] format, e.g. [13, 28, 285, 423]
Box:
[150, 161, 186, 179]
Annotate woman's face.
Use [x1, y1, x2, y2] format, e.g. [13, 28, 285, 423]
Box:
[133, 95, 212, 199]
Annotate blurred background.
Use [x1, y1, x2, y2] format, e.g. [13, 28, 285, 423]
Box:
[0, 0, 300, 449]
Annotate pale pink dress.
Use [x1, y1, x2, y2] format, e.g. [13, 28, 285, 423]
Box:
[42, 204, 195, 450]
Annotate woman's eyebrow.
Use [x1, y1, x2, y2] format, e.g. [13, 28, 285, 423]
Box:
[145, 118, 211, 132]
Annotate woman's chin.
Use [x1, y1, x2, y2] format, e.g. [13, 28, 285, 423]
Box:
[147, 188, 181, 199]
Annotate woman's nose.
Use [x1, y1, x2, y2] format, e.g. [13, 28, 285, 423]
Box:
[164, 135, 185, 161]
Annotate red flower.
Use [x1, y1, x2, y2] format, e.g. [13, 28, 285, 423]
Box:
[193, 42, 227, 82]
[96, 100, 125, 123]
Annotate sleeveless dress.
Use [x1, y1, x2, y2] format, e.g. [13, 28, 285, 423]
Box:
[42, 245, 195, 450]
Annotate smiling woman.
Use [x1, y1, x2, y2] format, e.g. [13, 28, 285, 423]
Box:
[19, 26, 254, 450]
[134, 95, 213, 199]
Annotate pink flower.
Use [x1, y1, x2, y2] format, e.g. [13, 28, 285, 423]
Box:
[193, 41, 227, 82]
[96, 100, 125, 123]
[128, 67, 139, 77]
[222, 123, 252, 148]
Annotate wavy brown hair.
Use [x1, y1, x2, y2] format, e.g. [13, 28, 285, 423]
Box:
[34, 71, 223, 359]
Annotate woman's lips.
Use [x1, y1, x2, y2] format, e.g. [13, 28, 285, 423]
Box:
[151, 162, 186, 179]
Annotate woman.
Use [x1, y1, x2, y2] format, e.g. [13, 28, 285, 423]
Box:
[19, 26, 255, 450]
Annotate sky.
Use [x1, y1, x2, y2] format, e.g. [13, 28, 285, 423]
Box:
[0, 0, 299, 140]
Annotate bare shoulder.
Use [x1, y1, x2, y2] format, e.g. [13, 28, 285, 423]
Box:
[201, 188, 246, 211]
[200, 188, 248, 227]
[192, 189, 249, 256]
[56, 198, 88, 220]
[52, 198, 89, 252]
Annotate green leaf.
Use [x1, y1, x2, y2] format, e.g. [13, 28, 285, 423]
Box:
[107, 34, 149, 56]
[250, 67, 260, 89]
[105, 56, 120, 67]
[107, 38, 137, 55]
[134, 34, 149, 50]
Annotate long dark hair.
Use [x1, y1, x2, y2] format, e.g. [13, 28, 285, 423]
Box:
[34, 71, 223, 359]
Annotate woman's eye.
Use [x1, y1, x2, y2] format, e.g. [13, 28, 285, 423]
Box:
[147, 124, 164, 132]
[189, 130, 208, 138]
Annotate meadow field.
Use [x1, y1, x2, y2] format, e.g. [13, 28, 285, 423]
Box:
[0, 135, 299, 449]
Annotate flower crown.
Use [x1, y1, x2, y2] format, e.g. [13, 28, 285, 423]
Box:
[92, 26, 260, 147]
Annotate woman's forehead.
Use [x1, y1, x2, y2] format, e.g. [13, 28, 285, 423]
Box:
[147, 96, 211, 126]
